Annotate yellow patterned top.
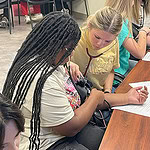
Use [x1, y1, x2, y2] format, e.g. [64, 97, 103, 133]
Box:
[71, 28, 120, 90]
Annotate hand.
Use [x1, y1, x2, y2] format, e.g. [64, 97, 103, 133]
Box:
[70, 62, 83, 81]
[90, 88, 104, 105]
[127, 86, 148, 104]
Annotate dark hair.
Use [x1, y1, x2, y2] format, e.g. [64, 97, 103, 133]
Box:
[2, 12, 81, 149]
[0, 93, 25, 148]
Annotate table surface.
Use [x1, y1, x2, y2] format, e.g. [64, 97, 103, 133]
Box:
[99, 60, 150, 150]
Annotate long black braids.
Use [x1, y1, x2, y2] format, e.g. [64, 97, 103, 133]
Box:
[2, 11, 81, 150]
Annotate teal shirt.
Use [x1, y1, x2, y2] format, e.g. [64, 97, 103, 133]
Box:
[114, 20, 132, 85]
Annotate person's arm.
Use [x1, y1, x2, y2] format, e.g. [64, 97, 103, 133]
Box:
[53, 88, 104, 137]
[97, 86, 148, 110]
[123, 27, 150, 59]
[104, 69, 114, 93]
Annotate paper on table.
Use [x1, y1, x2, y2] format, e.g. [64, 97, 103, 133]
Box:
[112, 81, 150, 117]
[142, 52, 150, 61]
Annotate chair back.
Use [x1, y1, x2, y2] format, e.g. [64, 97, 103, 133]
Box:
[0, 0, 7, 3]
[0, 0, 7, 8]
[0, 0, 13, 34]
[27, 0, 55, 5]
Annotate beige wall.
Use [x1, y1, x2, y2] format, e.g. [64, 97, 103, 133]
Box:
[72, 0, 106, 15]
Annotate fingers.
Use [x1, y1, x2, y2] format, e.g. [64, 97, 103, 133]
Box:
[135, 86, 148, 93]
[138, 93, 148, 104]
[139, 92, 148, 99]
[140, 86, 149, 95]
[71, 65, 82, 81]
[135, 86, 149, 104]
[134, 86, 143, 91]
[90, 89, 104, 105]
[72, 69, 81, 81]
[129, 86, 149, 104]
[138, 86, 149, 104]
[144, 86, 148, 91]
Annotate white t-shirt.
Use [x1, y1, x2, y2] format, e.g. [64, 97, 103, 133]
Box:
[19, 66, 75, 150]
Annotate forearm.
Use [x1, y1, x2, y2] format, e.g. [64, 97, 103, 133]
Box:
[73, 95, 99, 128]
[104, 71, 114, 93]
[124, 33, 147, 59]
[53, 89, 103, 136]
[104, 93, 128, 107]
[97, 93, 128, 110]
[98, 87, 148, 110]
[137, 31, 147, 57]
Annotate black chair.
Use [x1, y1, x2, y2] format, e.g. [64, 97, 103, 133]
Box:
[11, 0, 21, 25]
[26, 0, 56, 29]
[0, 0, 14, 34]
[114, 72, 125, 85]
[61, 0, 89, 17]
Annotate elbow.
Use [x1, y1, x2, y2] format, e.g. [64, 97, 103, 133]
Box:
[53, 115, 84, 137]
[138, 52, 146, 59]
[134, 50, 146, 59]
[64, 127, 81, 137]
[68, 124, 82, 136]
[138, 55, 144, 59]
[64, 123, 83, 137]
[67, 130, 79, 137]
[140, 48, 147, 58]
[55, 127, 80, 137]
[139, 50, 146, 59]
[66, 114, 86, 137]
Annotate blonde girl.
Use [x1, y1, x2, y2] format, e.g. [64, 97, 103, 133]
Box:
[105, 0, 150, 87]
[71, 6, 122, 92]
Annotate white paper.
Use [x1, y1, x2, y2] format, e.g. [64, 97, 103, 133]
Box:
[142, 52, 150, 61]
[112, 81, 150, 117]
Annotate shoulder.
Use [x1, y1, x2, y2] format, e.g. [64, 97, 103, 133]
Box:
[42, 66, 70, 108]
[118, 20, 132, 47]
[120, 20, 130, 34]
[44, 66, 66, 90]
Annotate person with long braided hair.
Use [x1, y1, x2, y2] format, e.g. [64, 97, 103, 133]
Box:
[2, 11, 149, 149]
[2, 12, 106, 150]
